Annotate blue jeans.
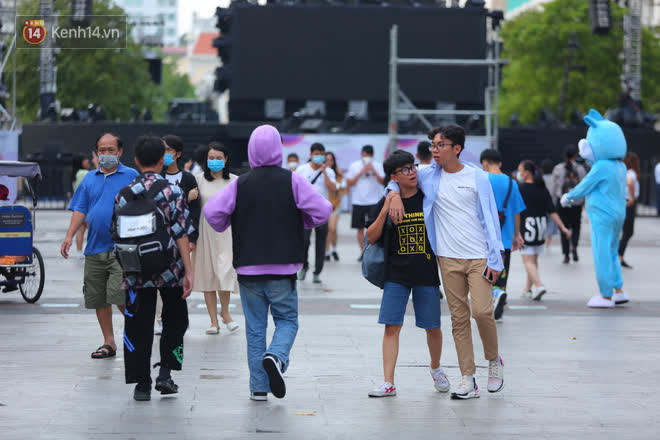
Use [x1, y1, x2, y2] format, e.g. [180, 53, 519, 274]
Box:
[239, 278, 299, 393]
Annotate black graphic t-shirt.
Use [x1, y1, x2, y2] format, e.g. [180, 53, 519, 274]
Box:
[368, 191, 440, 287]
[518, 182, 556, 246]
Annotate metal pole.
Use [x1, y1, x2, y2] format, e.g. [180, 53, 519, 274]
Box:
[485, 36, 492, 147]
[493, 28, 500, 150]
[12, 0, 17, 126]
[387, 25, 398, 156]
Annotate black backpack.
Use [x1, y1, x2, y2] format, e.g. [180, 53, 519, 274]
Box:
[111, 179, 174, 277]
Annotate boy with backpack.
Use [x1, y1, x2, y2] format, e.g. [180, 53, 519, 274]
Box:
[365, 150, 448, 398]
[112, 135, 194, 401]
[480, 149, 526, 320]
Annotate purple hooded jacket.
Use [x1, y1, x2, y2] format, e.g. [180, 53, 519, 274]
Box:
[203, 125, 332, 276]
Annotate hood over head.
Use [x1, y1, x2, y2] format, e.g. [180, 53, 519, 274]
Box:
[583, 109, 627, 162]
[248, 125, 283, 168]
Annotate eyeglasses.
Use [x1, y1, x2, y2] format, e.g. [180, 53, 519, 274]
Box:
[429, 142, 455, 151]
[393, 165, 418, 176]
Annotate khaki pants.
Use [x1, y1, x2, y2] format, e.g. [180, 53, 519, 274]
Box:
[438, 257, 498, 376]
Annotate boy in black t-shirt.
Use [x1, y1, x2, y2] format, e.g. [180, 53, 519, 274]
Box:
[365, 150, 448, 398]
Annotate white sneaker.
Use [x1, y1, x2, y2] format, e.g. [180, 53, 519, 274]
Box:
[521, 289, 532, 299]
[587, 295, 615, 308]
[154, 322, 163, 335]
[451, 376, 480, 399]
[613, 291, 629, 305]
[487, 356, 504, 393]
[430, 367, 450, 393]
[368, 382, 397, 397]
[531, 285, 547, 301]
[250, 392, 268, 401]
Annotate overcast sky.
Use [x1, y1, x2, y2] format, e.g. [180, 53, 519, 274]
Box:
[179, 0, 268, 36]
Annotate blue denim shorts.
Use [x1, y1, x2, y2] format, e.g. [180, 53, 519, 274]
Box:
[378, 282, 441, 329]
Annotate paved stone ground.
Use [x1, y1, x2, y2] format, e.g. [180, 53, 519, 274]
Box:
[1, 210, 659, 439]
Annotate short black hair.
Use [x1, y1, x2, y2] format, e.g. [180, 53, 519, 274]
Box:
[310, 143, 325, 154]
[384, 150, 415, 181]
[287, 153, 299, 160]
[202, 142, 231, 181]
[417, 141, 432, 161]
[427, 124, 466, 157]
[362, 145, 374, 155]
[480, 148, 502, 165]
[541, 158, 554, 175]
[95, 132, 123, 150]
[564, 144, 578, 161]
[134, 135, 165, 167]
[162, 134, 184, 153]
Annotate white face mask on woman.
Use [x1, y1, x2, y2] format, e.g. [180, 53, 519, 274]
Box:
[362, 156, 372, 165]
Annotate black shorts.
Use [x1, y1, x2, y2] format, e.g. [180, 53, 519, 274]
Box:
[351, 204, 377, 229]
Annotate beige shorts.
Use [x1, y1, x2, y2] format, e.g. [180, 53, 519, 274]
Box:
[83, 251, 124, 309]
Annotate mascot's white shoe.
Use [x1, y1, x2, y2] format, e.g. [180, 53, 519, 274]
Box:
[587, 295, 615, 308]
[613, 291, 630, 305]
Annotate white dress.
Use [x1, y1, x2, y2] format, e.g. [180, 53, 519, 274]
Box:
[192, 173, 238, 293]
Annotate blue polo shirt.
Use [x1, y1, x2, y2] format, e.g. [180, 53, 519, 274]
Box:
[68, 162, 139, 255]
[487, 173, 526, 250]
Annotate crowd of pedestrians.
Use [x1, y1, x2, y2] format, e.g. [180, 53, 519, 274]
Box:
[59, 115, 636, 402]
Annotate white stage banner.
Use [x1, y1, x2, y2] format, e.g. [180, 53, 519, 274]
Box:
[0, 130, 20, 205]
[281, 133, 490, 172]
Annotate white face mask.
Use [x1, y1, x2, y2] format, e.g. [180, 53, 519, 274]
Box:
[516, 173, 526, 183]
[287, 161, 299, 170]
[362, 156, 372, 165]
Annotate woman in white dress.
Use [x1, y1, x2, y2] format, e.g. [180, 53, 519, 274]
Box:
[190, 143, 239, 334]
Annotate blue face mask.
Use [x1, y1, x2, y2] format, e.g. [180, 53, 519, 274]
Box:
[312, 155, 326, 164]
[208, 159, 225, 172]
[163, 153, 175, 167]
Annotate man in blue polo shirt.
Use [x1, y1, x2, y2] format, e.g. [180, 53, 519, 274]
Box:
[61, 133, 139, 359]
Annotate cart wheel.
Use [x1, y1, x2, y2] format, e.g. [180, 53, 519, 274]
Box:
[20, 247, 45, 304]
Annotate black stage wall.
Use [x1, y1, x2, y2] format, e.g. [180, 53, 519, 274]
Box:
[19, 123, 660, 207]
[231, 5, 487, 103]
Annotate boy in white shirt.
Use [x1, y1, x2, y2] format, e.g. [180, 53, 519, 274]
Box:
[295, 143, 337, 283]
[346, 145, 385, 259]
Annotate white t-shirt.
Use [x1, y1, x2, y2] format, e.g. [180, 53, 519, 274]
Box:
[296, 163, 336, 200]
[346, 160, 385, 206]
[655, 163, 660, 184]
[164, 171, 183, 186]
[626, 169, 640, 200]
[433, 166, 488, 259]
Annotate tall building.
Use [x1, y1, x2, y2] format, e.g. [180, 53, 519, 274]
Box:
[113, 0, 179, 46]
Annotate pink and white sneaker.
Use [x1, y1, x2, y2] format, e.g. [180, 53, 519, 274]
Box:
[451, 376, 480, 399]
[487, 355, 504, 393]
[430, 367, 450, 393]
[368, 382, 397, 397]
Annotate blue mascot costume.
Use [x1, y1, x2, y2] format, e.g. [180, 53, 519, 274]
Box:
[560, 109, 628, 308]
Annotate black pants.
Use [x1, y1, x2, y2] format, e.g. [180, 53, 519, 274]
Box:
[493, 249, 511, 291]
[303, 223, 329, 275]
[558, 205, 582, 257]
[124, 286, 189, 384]
[619, 204, 636, 257]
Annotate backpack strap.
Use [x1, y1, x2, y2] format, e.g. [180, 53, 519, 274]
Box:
[310, 170, 324, 185]
[502, 176, 513, 211]
[123, 178, 169, 202]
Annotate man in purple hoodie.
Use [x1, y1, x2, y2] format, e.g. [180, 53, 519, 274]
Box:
[204, 125, 332, 401]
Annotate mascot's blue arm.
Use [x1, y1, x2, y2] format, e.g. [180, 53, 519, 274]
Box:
[566, 161, 605, 201]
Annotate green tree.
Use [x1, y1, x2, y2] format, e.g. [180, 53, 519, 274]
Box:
[6, 0, 194, 122]
[499, 0, 660, 125]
